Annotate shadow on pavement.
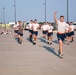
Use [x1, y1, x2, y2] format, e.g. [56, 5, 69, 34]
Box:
[40, 45, 60, 58]
[26, 38, 33, 43]
[52, 40, 59, 44]
[38, 37, 47, 44]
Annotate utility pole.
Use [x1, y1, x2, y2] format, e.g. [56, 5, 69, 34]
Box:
[67, 0, 69, 22]
[13, 0, 16, 24]
[3, 7, 6, 28]
[1, 14, 2, 28]
[43, 0, 46, 22]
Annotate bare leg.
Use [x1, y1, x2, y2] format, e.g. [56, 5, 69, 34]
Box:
[59, 40, 63, 54]
[18, 35, 22, 44]
[33, 35, 37, 45]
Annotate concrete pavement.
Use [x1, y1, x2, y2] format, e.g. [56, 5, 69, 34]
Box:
[0, 29, 76, 75]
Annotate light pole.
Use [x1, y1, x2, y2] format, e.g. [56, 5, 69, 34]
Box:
[3, 7, 6, 28]
[67, 0, 69, 22]
[1, 14, 3, 28]
[13, 0, 16, 24]
[43, 0, 46, 22]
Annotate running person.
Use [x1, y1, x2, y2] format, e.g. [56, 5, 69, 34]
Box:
[54, 11, 69, 58]
[69, 22, 75, 42]
[65, 24, 70, 45]
[28, 20, 33, 42]
[47, 23, 53, 45]
[32, 19, 39, 45]
[13, 22, 19, 38]
[41, 22, 49, 41]
[17, 21, 24, 44]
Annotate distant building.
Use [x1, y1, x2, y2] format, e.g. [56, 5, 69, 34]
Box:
[9, 22, 15, 28]
[9, 22, 15, 25]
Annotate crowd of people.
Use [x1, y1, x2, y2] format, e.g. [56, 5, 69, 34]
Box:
[0, 28, 12, 35]
[13, 12, 75, 58]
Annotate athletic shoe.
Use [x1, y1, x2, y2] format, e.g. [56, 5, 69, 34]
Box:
[59, 54, 64, 58]
[33, 42, 36, 45]
[58, 51, 64, 58]
[43, 39, 46, 42]
[70, 41, 73, 43]
[20, 40, 22, 44]
[47, 42, 49, 44]
[66, 42, 69, 45]
[50, 42, 52, 45]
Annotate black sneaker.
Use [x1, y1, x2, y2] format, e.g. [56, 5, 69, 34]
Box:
[70, 41, 73, 43]
[50, 42, 52, 45]
[20, 40, 22, 44]
[19, 42, 22, 44]
[72, 38, 74, 42]
[70, 38, 74, 42]
[47, 42, 49, 44]
[33, 42, 36, 45]
[43, 39, 45, 42]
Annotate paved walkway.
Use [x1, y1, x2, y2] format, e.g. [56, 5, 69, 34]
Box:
[0, 29, 76, 75]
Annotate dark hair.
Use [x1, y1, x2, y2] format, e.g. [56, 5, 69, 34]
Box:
[60, 15, 64, 18]
[66, 22, 69, 24]
[34, 19, 37, 21]
[15, 22, 17, 24]
[18, 21, 21, 23]
[31, 20, 33, 21]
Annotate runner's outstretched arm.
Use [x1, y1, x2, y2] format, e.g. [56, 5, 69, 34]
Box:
[54, 11, 58, 23]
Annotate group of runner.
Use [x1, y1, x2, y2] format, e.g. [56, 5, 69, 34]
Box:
[41, 22, 53, 44]
[28, 19, 39, 45]
[13, 12, 75, 58]
[28, 19, 54, 45]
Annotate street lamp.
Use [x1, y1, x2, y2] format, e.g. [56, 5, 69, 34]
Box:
[43, 0, 46, 22]
[3, 7, 6, 28]
[13, 0, 16, 24]
[67, 0, 69, 22]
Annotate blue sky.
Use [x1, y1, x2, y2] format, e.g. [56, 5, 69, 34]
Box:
[0, 0, 76, 23]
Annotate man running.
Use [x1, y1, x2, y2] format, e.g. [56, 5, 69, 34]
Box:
[41, 22, 48, 41]
[28, 20, 33, 42]
[17, 21, 24, 44]
[65, 24, 70, 45]
[13, 22, 19, 38]
[69, 22, 75, 42]
[32, 19, 39, 45]
[47, 23, 53, 45]
[54, 11, 69, 58]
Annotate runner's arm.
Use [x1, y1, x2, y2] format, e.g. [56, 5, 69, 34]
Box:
[54, 11, 58, 23]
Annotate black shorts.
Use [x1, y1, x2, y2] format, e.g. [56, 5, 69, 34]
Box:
[66, 33, 70, 37]
[29, 30, 33, 34]
[33, 31, 38, 36]
[18, 33, 23, 36]
[43, 30, 48, 35]
[57, 33, 66, 41]
[14, 30, 18, 33]
[70, 31, 74, 36]
[47, 32, 53, 37]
